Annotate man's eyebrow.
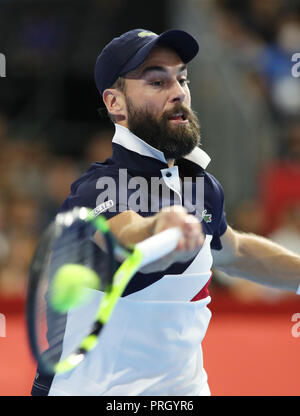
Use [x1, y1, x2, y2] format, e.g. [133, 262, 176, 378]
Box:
[140, 64, 187, 76]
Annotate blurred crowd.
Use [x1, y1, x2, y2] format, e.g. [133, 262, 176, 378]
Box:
[0, 0, 299, 302]
[211, 0, 300, 300]
[0, 114, 113, 297]
[215, 0, 300, 123]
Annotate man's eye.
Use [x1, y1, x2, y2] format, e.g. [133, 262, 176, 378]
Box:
[179, 78, 190, 86]
[150, 80, 164, 87]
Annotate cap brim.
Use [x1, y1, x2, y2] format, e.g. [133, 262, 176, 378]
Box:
[120, 29, 199, 77]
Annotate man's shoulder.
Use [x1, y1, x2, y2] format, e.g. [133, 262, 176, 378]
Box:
[203, 171, 225, 196]
[70, 162, 120, 194]
[59, 161, 121, 213]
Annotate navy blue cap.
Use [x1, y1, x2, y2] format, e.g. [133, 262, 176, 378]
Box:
[95, 28, 199, 95]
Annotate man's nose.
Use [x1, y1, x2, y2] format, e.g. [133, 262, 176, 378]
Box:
[169, 80, 186, 103]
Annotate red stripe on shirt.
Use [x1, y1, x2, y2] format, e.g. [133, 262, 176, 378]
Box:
[190, 272, 212, 302]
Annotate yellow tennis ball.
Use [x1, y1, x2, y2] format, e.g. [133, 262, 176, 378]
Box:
[50, 264, 100, 312]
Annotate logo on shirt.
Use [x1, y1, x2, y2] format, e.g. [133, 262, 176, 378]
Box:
[202, 209, 212, 223]
[93, 200, 114, 217]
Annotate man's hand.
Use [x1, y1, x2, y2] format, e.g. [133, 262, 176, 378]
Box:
[153, 206, 204, 252]
[141, 206, 204, 273]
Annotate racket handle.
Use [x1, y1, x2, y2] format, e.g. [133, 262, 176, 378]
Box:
[136, 227, 183, 267]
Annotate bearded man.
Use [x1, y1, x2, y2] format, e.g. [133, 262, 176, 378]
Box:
[31, 28, 300, 397]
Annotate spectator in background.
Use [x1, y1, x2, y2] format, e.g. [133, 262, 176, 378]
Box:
[216, 0, 300, 123]
[254, 13, 300, 120]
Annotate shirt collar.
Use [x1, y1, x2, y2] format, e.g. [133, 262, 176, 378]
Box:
[112, 124, 211, 170]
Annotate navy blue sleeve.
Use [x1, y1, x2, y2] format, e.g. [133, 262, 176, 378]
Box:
[209, 176, 228, 251]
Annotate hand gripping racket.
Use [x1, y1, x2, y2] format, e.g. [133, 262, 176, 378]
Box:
[26, 207, 182, 375]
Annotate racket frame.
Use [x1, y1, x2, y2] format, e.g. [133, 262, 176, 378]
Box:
[26, 207, 116, 375]
[27, 207, 181, 375]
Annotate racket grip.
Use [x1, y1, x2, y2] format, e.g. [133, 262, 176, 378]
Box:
[136, 227, 183, 267]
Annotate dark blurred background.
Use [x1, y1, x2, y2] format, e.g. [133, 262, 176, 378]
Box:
[0, 0, 300, 396]
[0, 0, 168, 296]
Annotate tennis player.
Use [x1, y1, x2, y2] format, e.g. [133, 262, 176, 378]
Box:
[32, 28, 300, 396]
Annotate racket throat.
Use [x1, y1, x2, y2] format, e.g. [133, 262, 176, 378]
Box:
[53, 331, 101, 374]
[54, 353, 85, 374]
[97, 248, 143, 324]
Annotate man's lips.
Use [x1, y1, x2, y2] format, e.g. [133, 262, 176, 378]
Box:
[168, 118, 189, 124]
[167, 111, 189, 124]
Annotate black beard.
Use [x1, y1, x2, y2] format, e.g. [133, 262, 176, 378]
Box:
[126, 98, 201, 160]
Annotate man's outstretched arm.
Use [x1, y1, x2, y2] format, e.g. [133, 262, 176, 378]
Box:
[212, 225, 300, 293]
[94, 206, 205, 273]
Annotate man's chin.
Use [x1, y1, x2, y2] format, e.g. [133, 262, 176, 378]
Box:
[162, 140, 198, 159]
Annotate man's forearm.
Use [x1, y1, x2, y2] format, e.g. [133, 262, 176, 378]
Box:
[109, 211, 155, 246]
[94, 210, 155, 253]
[95, 207, 204, 273]
[219, 232, 300, 292]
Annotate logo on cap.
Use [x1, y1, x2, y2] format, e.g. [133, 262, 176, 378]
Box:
[138, 31, 158, 38]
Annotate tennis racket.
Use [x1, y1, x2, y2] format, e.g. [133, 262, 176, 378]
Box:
[26, 206, 182, 375]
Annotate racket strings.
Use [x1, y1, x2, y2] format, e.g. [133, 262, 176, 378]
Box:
[50, 228, 110, 280]
[27, 212, 116, 374]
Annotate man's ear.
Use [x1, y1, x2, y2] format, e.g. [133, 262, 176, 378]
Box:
[102, 89, 127, 122]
